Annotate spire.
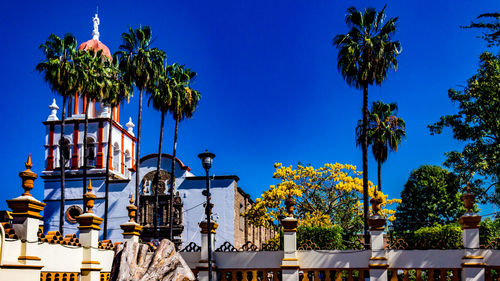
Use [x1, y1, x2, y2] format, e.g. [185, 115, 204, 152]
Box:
[92, 12, 100, 40]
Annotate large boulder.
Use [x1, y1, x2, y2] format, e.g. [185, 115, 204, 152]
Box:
[111, 239, 195, 281]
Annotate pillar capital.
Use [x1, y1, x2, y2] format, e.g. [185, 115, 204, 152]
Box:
[281, 217, 298, 232]
[368, 215, 386, 231]
[459, 214, 482, 229]
[199, 221, 218, 234]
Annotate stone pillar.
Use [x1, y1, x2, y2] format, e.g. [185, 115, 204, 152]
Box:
[279, 197, 299, 281]
[120, 194, 142, 243]
[460, 189, 485, 281]
[76, 180, 104, 281]
[368, 197, 388, 281]
[6, 155, 45, 275]
[197, 221, 218, 281]
[280, 217, 299, 281]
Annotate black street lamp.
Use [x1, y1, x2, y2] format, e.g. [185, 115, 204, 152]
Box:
[278, 214, 286, 250]
[198, 150, 215, 281]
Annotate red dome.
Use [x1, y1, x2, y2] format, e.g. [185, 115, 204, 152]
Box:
[78, 39, 112, 60]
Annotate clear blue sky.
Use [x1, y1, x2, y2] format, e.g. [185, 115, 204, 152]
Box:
[0, 1, 498, 214]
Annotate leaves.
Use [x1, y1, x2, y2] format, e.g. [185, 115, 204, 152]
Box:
[244, 162, 401, 235]
[429, 52, 500, 205]
[36, 33, 80, 98]
[333, 6, 401, 89]
[393, 165, 466, 232]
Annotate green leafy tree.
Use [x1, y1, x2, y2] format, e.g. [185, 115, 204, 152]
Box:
[356, 101, 406, 192]
[428, 52, 500, 206]
[463, 12, 500, 47]
[393, 165, 466, 232]
[148, 63, 172, 239]
[333, 5, 402, 242]
[101, 57, 132, 239]
[36, 33, 81, 234]
[116, 26, 166, 210]
[166, 64, 201, 239]
[77, 49, 110, 206]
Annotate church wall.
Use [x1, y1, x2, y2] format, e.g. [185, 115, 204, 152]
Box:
[43, 176, 133, 241]
[177, 177, 236, 249]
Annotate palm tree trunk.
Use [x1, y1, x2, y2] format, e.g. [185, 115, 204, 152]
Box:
[83, 97, 90, 212]
[168, 117, 179, 241]
[154, 111, 165, 239]
[59, 95, 67, 235]
[103, 106, 114, 240]
[135, 90, 143, 218]
[378, 160, 382, 192]
[362, 83, 370, 249]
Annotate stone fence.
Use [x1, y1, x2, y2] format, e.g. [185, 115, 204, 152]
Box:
[0, 156, 499, 281]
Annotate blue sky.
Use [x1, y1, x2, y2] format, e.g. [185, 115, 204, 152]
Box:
[0, 0, 498, 215]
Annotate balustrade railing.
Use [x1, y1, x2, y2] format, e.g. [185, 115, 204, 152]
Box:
[388, 268, 460, 281]
[218, 269, 281, 281]
[40, 272, 79, 281]
[300, 269, 367, 281]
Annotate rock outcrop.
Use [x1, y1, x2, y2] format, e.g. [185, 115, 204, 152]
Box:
[111, 239, 195, 281]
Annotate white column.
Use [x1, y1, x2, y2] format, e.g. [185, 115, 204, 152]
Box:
[77, 180, 104, 281]
[197, 221, 218, 281]
[280, 217, 299, 281]
[460, 213, 485, 281]
[6, 155, 45, 276]
[368, 215, 388, 281]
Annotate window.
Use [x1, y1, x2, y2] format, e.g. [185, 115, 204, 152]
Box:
[113, 143, 120, 172]
[58, 138, 71, 168]
[84, 137, 96, 168]
[124, 150, 131, 178]
[65, 205, 83, 224]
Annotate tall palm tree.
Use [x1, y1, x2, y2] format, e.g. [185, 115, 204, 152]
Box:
[77, 49, 109, 210]
[36, 33, 80, 234]
[333, 5, 401, 245]
[166, 64, 201, 240]
[148, 64, 173, 239]
[356, 101, 406, 192]
[101, 57, 132, 239]
[116, 26, 165, 214]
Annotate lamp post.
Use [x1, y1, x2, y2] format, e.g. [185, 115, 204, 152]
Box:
[278, 214, 285, 250]
[198, 150, 215, 281]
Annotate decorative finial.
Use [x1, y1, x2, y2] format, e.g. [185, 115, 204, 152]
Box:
[19, 154, 38, 196]
[47, 99, 59, 121]
[25, 154, 33, 170]
[284, 194, 295, 217]
[370, 196, 383, 215]
[126, 193, 138, 222]
[463, 182, 475, 213]
[84, 180, 97, 213]
[126, 117, 135, 136]
[92, 13, 100, 40]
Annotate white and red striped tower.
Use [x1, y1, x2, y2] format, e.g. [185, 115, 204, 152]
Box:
[42, 13, 137, 238]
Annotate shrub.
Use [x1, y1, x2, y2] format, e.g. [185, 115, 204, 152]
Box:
[413, 224, 462, 249]
[393, 223, 462, 249]
[479, 217, 500, 247]
[296, 226, 344, 250]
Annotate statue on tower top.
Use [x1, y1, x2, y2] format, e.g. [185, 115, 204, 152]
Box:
[92, 13, 100, 40]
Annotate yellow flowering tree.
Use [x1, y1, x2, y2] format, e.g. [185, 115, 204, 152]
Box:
[244, 163, 401, 235]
